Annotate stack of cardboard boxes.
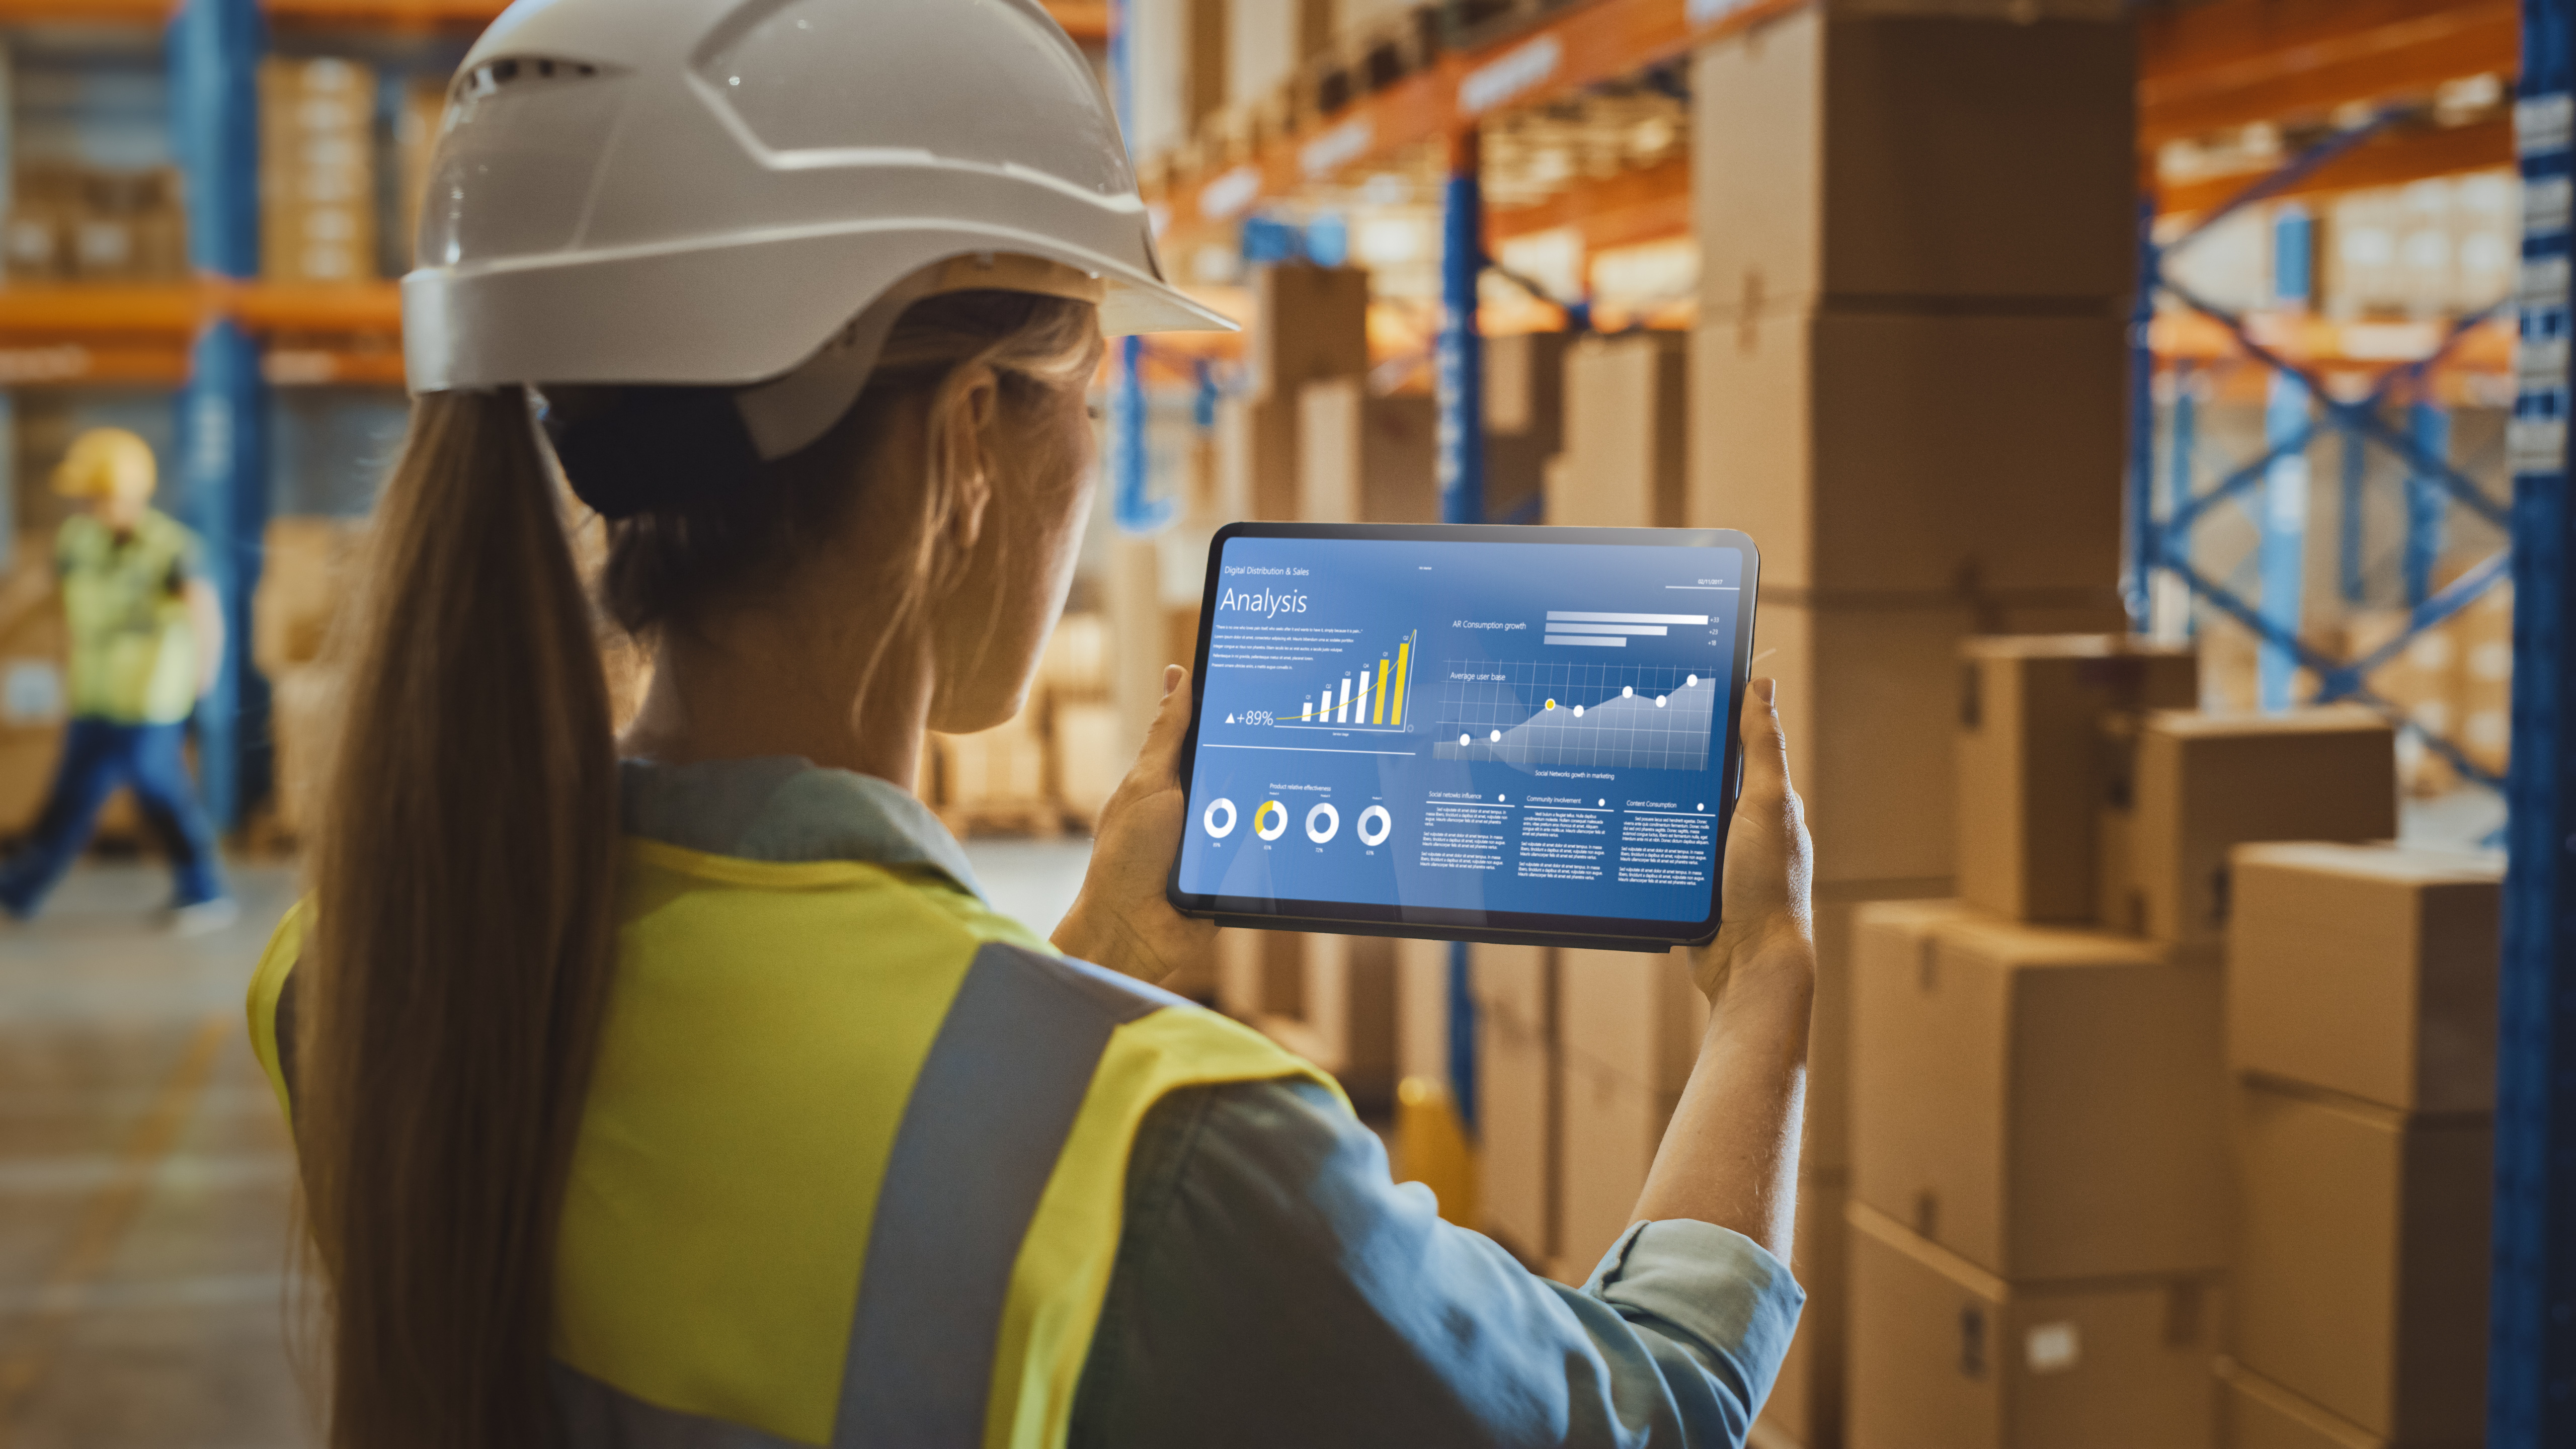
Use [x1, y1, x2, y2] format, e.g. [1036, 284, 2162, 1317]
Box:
[1839, 636, 2402, 1449]
[4, 164, 187, 283]
[254, 517, 366, 842]
[2221, 843, 2499, 1448]
[260, 57, 378, 283]
[0, 540, 68, 838]
[926, 615, 1120, 839]
[1689, 5, 2140, 1437]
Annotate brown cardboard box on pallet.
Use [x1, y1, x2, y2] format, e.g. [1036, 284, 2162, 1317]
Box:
[0, 556, 69, 836]
[254, 517, 364, 676]
[1852, 903, 2228, 1280]
[1216, 393, 1300, 521]
[929, 713, 1051, 833]
[1266, 933, 1395, 1101]
[1692, 7, 2136, 313]
[1049, 700, 1122, 825]
[2233, 1079, 2491, 1443]
[1956, 636, 2198, 923]
[1396, 936, 1450, 1087]
[1217, 928, 1303, 1023]
[1472, 942, 1556, 1266]
[1486, 330, 1571, 458]
[2228, 844, 2502, 1114]
[1755, 1172, 1850, 1449]
[1692, 307, 2127, 597]
[1550, 333, 1686, 530]
[1297, 381, 1437, 523]
[1807, 878, 1952, 1175]
[2097, 707, 2399, 945]
[1845, 1202, 2219, 1449]
[270, 664, 344, 840]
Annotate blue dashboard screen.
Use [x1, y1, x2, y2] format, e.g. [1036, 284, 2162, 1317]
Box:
[1175, 533, 1747, 927]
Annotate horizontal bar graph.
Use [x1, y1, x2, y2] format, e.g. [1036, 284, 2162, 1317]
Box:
[1543, 609, 1707, 649]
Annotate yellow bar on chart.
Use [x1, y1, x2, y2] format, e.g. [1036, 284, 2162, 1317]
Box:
[1375, 659, 1390, 723]
[1391, 638, 1411, 725]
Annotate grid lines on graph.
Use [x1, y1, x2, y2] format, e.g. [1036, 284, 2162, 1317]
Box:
[1430, 658, 1717, 771]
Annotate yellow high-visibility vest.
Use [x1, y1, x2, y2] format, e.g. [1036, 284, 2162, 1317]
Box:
[58, 509, 198, 726]
[249, 836, 1337, 1447]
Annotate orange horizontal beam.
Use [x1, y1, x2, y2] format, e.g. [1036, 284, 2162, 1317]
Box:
[1152, 0, 1806, 262]
[0, 280, 403, 340]
[1048, 1, 1106, 43]
[2140, 0, 2517, 145]
[0, 344, 190, 387]
[2153, 309, 2514, 371]
[2158, 115, 2513, 216]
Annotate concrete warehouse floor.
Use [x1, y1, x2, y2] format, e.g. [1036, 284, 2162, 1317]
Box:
[0, 838, 1093, 1449]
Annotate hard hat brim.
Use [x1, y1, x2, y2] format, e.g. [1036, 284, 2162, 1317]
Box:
[404, 222, 1236, 396]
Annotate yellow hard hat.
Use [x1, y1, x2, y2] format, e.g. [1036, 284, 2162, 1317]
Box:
[52, 428, 156, 502]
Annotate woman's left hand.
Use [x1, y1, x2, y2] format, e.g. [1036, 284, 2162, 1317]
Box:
[1053, 665, 1218, 982]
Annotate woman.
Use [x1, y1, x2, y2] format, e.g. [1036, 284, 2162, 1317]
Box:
[247, 1, 1819, 1445]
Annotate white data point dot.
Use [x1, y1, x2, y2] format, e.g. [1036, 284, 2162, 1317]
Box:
[1687, 674, 1699, 687]
[1656, 695, 1668, 707]
[1459, 734, 1470, 746]
[1623, 686, 1634, 697]
[1489, 730, 1502, 742]
[1573, 705, 1584, 717]
[1698, 802, 1705, 811]
[1598, 798, 1606, 807]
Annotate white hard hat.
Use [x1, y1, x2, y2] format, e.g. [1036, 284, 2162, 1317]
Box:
[402, 0, 1232, 459]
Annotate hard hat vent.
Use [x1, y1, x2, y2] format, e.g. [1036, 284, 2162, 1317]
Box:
[693, 0, 1132, 198]
[420, 56, 632, 267]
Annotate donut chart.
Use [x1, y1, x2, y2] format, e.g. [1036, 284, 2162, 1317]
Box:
[1254, 800, 1289, 841]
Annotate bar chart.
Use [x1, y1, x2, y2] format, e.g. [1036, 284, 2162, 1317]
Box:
[1283, 629, 1419, 730]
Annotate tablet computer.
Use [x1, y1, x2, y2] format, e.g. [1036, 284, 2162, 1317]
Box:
[1165, 522, 1761, 953]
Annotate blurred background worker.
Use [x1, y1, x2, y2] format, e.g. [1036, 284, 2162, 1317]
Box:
[0, 427, 231, 929]
[244, 1, 1815, 1446]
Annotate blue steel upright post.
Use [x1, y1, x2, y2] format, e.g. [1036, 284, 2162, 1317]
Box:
[1437, 128, 1484, 1131]
[1105, 0, 1161, 535]
[168, 0, 267, 831]
[2259, 205, 2315, 710]
[2406, 399, 2453, 608]
[2496, 0, 2576, 1437]
[2127, 199, 2158, 630]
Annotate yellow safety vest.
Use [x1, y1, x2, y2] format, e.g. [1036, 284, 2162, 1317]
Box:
[248, 836, 1338, 1448]
[57, 509, 199, 726]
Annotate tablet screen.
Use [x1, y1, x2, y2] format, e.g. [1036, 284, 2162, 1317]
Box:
[1172, 527, 1752, 941]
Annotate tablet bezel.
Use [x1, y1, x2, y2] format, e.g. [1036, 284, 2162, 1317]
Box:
[1162, 521, 1761, 953]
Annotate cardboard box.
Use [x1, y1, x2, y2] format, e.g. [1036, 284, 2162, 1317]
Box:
[1248, 262, 1370, 403]
[2228, 843, 2502, 1113]
[1852, 905, 2227, 1279]
[270, 663, 344, 839]
[1559, 1049, 1680, 1274]
[1845, 1202, 2219, 1449]
[2234, 1080, 2491, 1442]
[260, 57, 379, 283]
[1265, 932, 1395, 1100]
[1558, 946, 1703, 1096]
[1216, 393, 1300, 521]
[1217, 927, 1303, 1021]
[1486, 330, 1571, 455]
[1757, 1172, 1850, 1449]
[1473, 942, 1556, 1263]
[396, 78, 445, 268]
[253, 517, 365, 676]
[1762, 597, 2128, 884]
[1552, 332, 1687, 530]
[1956, 636, 2198, 923]
[1297, 381, 1438, 523]
[1049, 700, 1123, 823]
[1808, 878, 1954, 1173]
[2217, 1358, 2436, 1449]
[1691, 309, 2126, 596]
[1396, 935, 1451, 1085]
[931, 713, 1048, 808]
[1692, 9, 2136, 312]
[2098, 708, 2400, 945]
[2456, 583, 2511, 777]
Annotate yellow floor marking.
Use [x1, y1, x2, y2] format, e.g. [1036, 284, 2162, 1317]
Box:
[0, 1009, 234, 1437]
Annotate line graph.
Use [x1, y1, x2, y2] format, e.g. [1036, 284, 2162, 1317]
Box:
[1430, 659, 1719, 771]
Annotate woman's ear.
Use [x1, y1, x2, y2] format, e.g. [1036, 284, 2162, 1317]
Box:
[944, 365, 1001, 552]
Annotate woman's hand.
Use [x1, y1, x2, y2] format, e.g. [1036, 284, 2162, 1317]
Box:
[1054, 665, 1218, 982]
[1693, 678, 1815, 1002]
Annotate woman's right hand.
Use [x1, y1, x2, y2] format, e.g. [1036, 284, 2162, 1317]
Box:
[1052, 665, 1218, 983]
[1693, 678, 1815, 1002]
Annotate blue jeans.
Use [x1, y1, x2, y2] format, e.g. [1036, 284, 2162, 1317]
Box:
[0, 717, 226, 917]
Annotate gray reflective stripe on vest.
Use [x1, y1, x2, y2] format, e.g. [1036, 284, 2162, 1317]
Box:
[552, 940, 1183, 1448]
[834, 941, 1176, 1445]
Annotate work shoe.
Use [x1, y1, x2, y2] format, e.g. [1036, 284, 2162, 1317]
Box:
[162, 898, 239, 937]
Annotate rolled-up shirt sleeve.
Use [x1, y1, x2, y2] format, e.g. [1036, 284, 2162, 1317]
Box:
[1069, 1078, 1805, 1448]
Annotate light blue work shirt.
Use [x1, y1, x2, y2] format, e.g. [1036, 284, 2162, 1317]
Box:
[621, 757, 1806, 1447]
